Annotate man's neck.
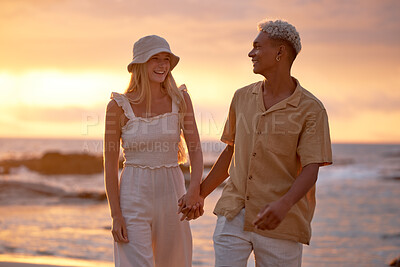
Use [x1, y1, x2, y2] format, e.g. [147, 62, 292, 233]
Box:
[262, 71, 296, 98]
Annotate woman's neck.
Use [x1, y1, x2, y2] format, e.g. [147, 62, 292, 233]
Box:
[149, 82, 165, 99]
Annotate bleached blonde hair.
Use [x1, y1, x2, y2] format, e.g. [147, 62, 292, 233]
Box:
[124, 63, 187, 164]
[258, 19, 301, 57]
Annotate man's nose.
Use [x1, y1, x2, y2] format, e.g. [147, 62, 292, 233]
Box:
[248, 49, 255, 57]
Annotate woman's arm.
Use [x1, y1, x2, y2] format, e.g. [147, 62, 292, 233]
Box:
[179, 90, 204, 219]
[104, 100, 128, 243]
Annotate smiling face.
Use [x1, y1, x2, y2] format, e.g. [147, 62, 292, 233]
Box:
[248, 31, 281, 75]
[146, 52, 171, 85]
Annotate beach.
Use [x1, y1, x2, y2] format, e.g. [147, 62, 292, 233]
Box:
[1, 139, 400, 266]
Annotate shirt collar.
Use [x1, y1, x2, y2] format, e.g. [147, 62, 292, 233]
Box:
[254, 77, 303, 113]
[287, 78, 302, 108]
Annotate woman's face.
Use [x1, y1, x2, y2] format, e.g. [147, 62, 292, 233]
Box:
[147, 52, 171, 85]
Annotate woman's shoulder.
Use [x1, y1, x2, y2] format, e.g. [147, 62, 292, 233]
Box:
[107, 92, 125, 113]
[178, 84, 188, 92]
[178, 84, 192, 107]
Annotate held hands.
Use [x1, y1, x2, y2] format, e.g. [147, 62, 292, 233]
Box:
[111, 215, 129, 243]
[252, 198, 291, 230]
[177, 186, 204, 221]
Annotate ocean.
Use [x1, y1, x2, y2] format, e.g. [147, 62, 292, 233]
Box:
[0, 138, 399, 266]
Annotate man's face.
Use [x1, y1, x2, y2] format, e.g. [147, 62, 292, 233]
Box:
[248, 32, 280, 75]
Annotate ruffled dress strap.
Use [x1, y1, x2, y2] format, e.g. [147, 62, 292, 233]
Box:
[110, 92, 136, 120]
[174, 84, 188, 113]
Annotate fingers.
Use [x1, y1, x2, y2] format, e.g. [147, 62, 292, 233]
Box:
[255, 217, 280, 230]
[252, 205, 281, 230]
[111, 218, 129, 243]
[177, 203, 183, 214]
[121, 223, 129, 243]
[193, 206, 200, 219]
[112, 226, 129, 243]
[177, 195, 185, 213]
[179, 206, 191, 221]
[178, 198, 205, 221]
[185, 208, 196, 221]
[253, 205, 269, 226]
[179, 204, 202, 221]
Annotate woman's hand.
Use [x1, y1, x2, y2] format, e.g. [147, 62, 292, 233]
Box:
[111, 215, 129, 243]
[178, 189, 204, 221]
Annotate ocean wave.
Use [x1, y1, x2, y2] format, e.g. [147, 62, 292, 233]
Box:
[0, 180, 106, 204]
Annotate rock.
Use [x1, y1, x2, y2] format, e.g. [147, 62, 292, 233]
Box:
[0, 151, 207, 175]
[389, 256, 400, 266]
[0, 151, 122, 175]
[24, 151, 104, 174]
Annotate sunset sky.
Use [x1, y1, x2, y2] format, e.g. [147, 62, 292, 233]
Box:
[0, 0, 399, 143]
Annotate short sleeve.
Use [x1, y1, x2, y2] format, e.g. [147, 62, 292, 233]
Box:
[110, 92, 135, 120]
[297, 109, 333, 167]
[220, 92, 237, 146]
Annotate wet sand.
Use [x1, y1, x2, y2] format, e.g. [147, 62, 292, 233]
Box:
[1, 177, 399, 266]
[0, 255, 112, 267]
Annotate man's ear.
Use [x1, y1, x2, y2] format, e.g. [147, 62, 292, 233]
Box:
[278, 44, 286, 56]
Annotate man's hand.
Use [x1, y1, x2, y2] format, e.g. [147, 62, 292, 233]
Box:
[252, 199, 291, 230]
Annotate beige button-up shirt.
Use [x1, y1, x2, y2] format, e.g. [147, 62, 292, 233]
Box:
[214, 79, 332, 244]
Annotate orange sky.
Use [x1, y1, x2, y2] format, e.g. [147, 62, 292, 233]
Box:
[0, 0, 399, 143]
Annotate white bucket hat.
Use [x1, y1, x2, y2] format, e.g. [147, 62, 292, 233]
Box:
[127, 35, 180, 73]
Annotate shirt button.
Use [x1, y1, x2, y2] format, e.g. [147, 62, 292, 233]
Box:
[248, 175, 252, 180]
[246, 196, 250, 200]
[257, 131, 262, 135]
[252, 152, 256, 157]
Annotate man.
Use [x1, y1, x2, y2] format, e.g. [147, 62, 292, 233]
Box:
[190, 19, 332, 266]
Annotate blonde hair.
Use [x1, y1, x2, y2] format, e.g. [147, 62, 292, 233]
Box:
[124, 63, 187, 164]
[257, 19, 301, 56]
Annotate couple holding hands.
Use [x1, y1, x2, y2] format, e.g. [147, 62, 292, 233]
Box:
[104, 18, 332, 267]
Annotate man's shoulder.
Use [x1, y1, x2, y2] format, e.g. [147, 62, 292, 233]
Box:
[233, 81, 262, 98]
[299, 85, 327, 111]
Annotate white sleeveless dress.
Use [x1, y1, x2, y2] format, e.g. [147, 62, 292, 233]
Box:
[110, 92, 192, 267]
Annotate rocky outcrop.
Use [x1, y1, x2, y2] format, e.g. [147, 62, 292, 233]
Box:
[0, 151, 208, 175]
[389, 256, 400, 266]
[0, 152, 116, 175]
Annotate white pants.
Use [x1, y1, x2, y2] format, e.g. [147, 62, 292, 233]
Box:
[213, 209, 303, 267]
[114, 166, 192, 267]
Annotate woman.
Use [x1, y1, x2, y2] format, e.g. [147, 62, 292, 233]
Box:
[104, 35, 203, 267]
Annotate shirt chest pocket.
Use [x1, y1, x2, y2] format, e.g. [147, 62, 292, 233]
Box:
[262, 117, 301, 156]
[265, 132, 298, 156]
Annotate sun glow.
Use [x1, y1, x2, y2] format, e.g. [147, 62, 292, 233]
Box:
[0, 71, 127, 107]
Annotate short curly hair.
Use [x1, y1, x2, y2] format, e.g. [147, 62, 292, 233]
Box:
[257, 19, 301, 56]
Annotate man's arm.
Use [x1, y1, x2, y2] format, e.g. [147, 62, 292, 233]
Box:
[253, 163, 320, 230]
[200, 144, 234, 198]
[178, 144, 233, 220]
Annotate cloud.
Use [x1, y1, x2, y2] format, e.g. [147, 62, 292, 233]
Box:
[8, 105, 105, 123]
[324, 90, 400, 120]
[1, 0, 399, 72]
